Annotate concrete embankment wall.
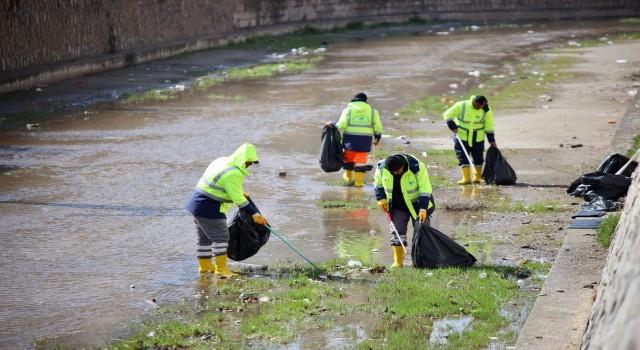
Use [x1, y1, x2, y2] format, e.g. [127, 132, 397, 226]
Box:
[2, 0, 640, 93]
[580, 94, 640, 349]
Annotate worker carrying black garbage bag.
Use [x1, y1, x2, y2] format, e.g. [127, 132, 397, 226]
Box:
[443, 95, 497, 185]
[326, 92, 383, 187]
[185, 143, 268, 277]
[374, 154, 435, 268]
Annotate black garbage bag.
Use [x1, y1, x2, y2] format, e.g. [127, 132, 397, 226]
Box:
[579, 172, 631, 201]
[411, 222, 476, 269]
[227, 200, 270, 261]
[596, 153, 637, 177]
[580, 196, 620, 211]
[319, 125, 344, 173]
[482, 147, 517, 185]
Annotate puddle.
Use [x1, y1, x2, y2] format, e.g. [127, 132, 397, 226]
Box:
[430, 316, 474, 345]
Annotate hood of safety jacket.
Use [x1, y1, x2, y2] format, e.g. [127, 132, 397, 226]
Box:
[227, 143, 259, 176]
[347, 101, 370, 114]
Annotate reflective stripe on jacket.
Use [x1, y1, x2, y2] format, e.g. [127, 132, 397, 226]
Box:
[443, 96, 495, 146]
[335, 101, 382, 152]
[373, 154, 434, 220]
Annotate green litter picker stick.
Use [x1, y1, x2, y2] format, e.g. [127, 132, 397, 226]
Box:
[266, 226, 323, 272]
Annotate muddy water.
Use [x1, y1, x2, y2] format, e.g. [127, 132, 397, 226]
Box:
[0, 20, 634, 348]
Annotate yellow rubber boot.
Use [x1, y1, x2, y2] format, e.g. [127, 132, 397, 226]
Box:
[391, 246, 405, 268]
[198, 258, 215, 274]
[354, 172, 365, 187]
[214, 255, 238, 278]
[473, 166, 483, 183]
[342, 170, 354, 184]
[457, 167, 471, 185]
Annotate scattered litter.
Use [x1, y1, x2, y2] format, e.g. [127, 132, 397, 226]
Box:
[517, 279, 525, 288]
[468, 70, 480, 77]
[258, 296, 270, 303]
[570, 144, 583, 148]
[347, 260, 363, 268]
[369, 266, 385, 274]
[607, 120, 617, 124]
[35, 87, 42, 92]
[629, 90, 638, 97]
[479, 272, 487, 279]
[571, 210, 605, 219]
[26, 123, 40, 130]
[569, 218, 603, 229]
[278, 166, 287, 177]
[174, 84, 185, 91]
[145, 299, 159, 308]
[395, 135, 407, 140]
[448, 83, 458, 89]
[421, 151, 428, 158]
[616, 59, 627, 64]
[436, 31, 450, 35]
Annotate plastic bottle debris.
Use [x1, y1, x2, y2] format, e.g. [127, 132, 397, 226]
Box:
[347, 260, 363, 268]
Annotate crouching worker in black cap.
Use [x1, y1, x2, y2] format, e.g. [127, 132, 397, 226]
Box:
[373, 154, 435, 268]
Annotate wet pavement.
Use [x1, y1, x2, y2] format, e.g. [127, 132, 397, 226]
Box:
[1, 19, 638, 348]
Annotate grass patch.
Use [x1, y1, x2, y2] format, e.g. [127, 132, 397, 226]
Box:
[596, 212, 621, 248]
[626, 134, 640, 159]
[119, 88, 180, 104]
[121, 57, 324, 104]
[319, 196, 372, 208]
[395, 52, 580, 120]
[396, 95, 457, 120]
[488, 200, 571, 213]
[104, 260, 539, 350]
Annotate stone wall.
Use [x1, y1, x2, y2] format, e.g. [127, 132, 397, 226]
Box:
[580, 94, 640, 349]
[1, 0, 639, 92]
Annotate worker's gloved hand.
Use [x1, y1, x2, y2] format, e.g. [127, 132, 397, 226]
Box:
[377, 199, 388, 211]
[373, 139, 379, 146]
[452, 128, 459, 134]
[326, 121, 334, 128]
[243, 192, 250, 198]
[252, 213, 267, 226]
[419, 209, 427, 223]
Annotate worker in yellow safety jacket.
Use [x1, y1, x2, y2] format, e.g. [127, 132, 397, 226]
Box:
[326, 92, 383, 187]
[374, 154, 435, 268]
[443, 95, 498, 185]
[185, 143, 267, 277]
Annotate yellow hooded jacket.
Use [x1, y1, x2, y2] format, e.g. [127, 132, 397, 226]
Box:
[185, 143, 259, 219]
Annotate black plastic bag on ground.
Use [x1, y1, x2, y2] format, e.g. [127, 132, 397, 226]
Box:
[596, 153, 637, 177]
[319, 125, 344, 173]
[579, 171, 631, 201]
[411, 222, 476, 269]
[482, 147, 517, 185]
[227, 201, 270, 261]
[580, 196, 620, 211]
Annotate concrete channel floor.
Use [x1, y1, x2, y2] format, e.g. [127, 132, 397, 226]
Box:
[515, 228, 607, 349]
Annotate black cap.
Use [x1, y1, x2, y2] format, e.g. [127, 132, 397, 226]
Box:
[351, 92, 367, 102]
[384, 155, 405, 172]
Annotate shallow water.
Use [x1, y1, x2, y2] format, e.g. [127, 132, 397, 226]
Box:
[0, 19, 635, 348]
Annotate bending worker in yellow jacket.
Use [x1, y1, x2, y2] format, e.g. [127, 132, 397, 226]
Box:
[185, 143, 267, 277]
[374, 154, 435, 268]
[443, 95, 497, 184]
